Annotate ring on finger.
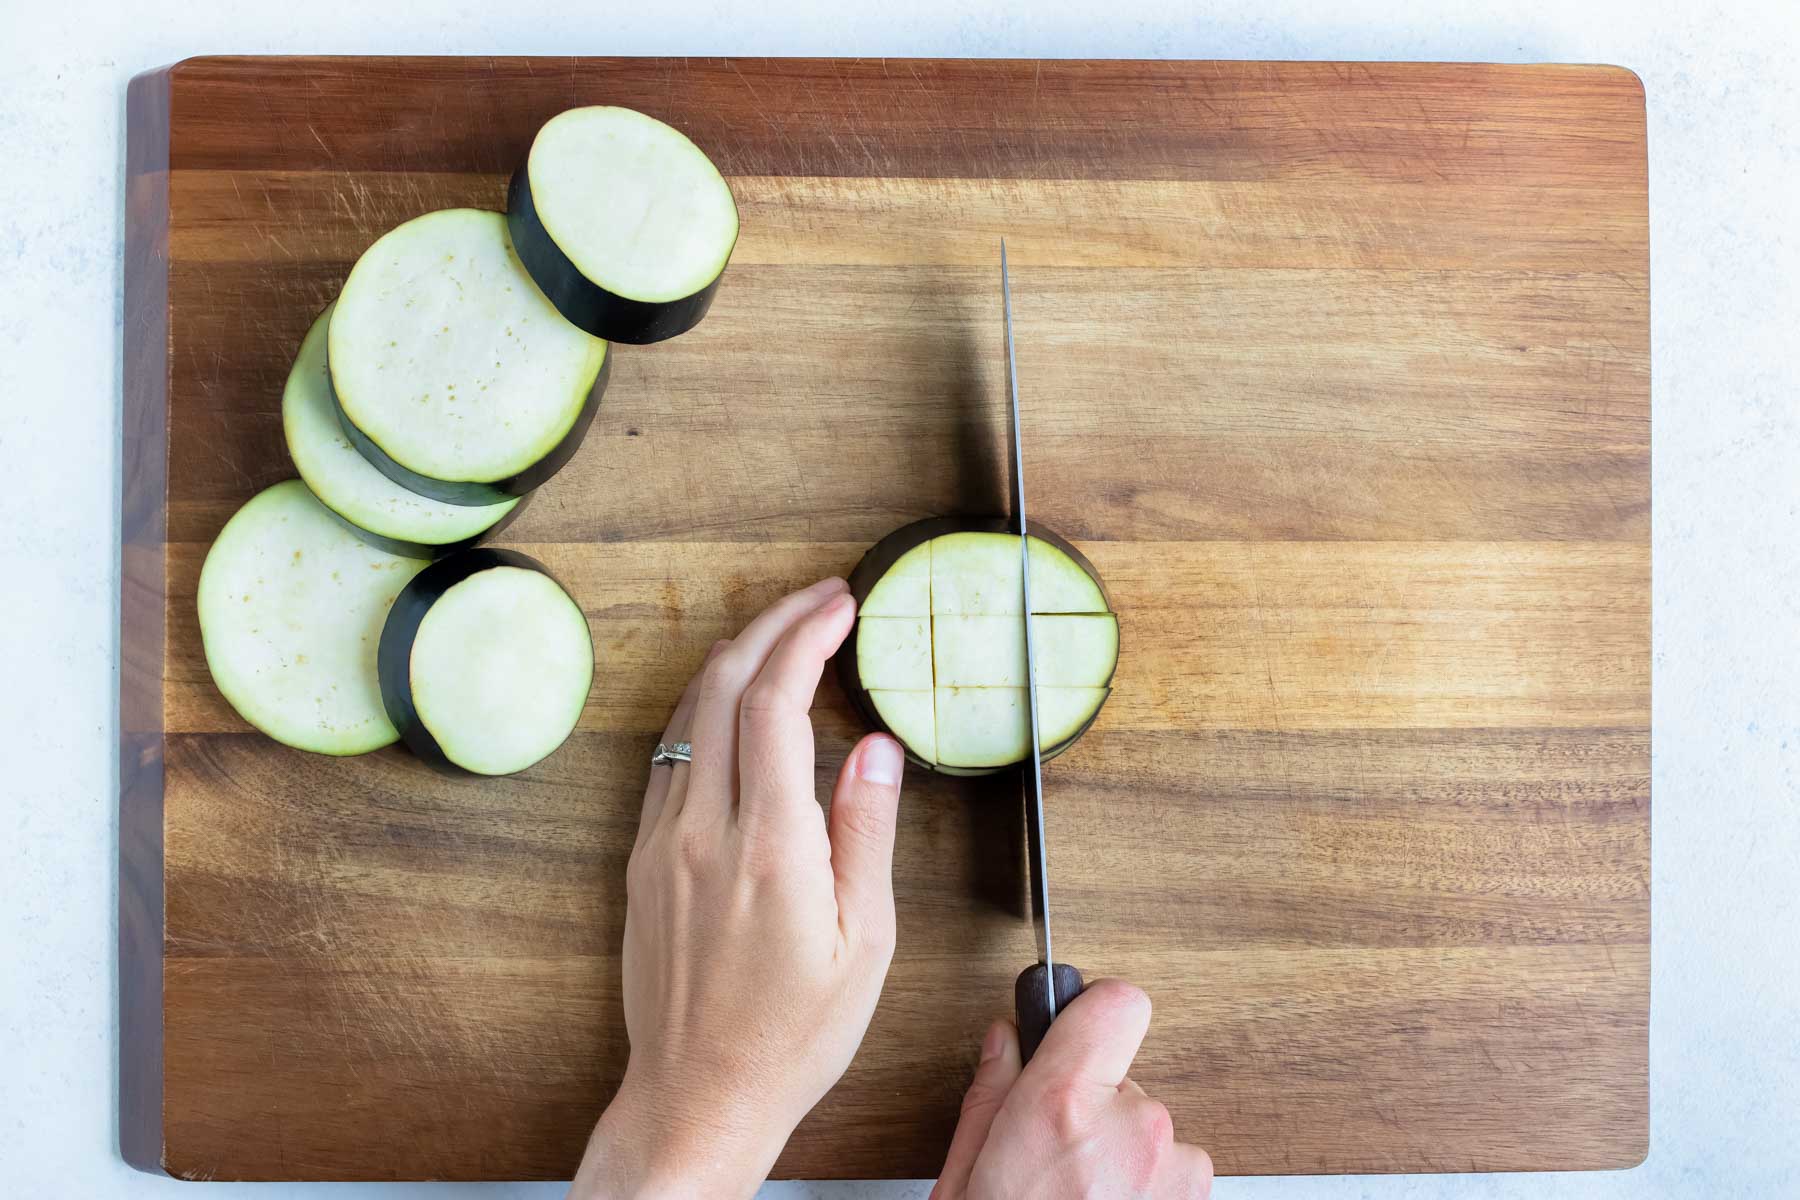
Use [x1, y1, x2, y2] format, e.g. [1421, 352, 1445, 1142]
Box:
[651, 741, 693, 766]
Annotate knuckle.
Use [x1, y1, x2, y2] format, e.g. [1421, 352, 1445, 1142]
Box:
[1097, 978, 1151, 1017]
[737, 829, 786, 881]
[697, 657, 739, 706]
[1140, 1100, 1174, 1155]
[1080, 978, 1151, 1032]
[1183, 1146, 1216, 1197]
[959, 1082, 1002, 1121]
[872, 906, 898, 951]
[833, 796, 891, 847]
[674, 822, 714, 872]
[1040, 1079, 1086, 1142]
[737, 678, 786, 720]
[858, 905, 897, 962]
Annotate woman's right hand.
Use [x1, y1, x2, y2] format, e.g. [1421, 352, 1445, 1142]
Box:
[931, 979, 1213, 1199]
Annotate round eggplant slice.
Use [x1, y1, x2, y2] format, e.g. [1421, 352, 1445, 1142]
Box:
[378, 549, 594, 776]
[328, 208, 610, 505]
[285, 305, 526, 557]
[835, 517, 1119, 776]
[507, 106, 739, 344]
[197, 480, 428, 755]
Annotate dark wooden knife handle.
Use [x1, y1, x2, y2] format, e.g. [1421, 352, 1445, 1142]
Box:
[1015, 962, 1085, 1064]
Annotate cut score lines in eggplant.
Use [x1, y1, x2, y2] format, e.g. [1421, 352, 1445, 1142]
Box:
[840, 518, 1119, 776]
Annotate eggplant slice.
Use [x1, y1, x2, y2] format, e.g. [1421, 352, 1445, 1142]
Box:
[285, 305, 526, 557]
[197, 480, 427, 756]
[837, 517, 1119, 775]
[378, 549, 594, 776]
[507, 106, 739, 344]
[328, 209, 610, 506]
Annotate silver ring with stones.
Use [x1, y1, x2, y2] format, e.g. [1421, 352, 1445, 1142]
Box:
[651, 742, 693, 766]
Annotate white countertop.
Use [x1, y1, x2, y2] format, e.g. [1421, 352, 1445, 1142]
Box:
[3, 0, 1797, 1195]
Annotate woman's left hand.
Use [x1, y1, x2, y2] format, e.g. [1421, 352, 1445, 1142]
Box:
[570, 577, 907, 1200]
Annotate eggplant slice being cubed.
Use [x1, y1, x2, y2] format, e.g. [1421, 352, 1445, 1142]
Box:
[285, 304, 526, 557]
[328, 209, 610, 506]
[378, 549, 595, 776]
[508, 106, 740, 344]
[837, 517, 1119, 775]
[197, 480, 428, 755]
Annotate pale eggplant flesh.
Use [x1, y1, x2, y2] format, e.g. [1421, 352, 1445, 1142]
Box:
[378, 548, 594, 777]
[836, 516, 1119, 776]
[284, 304, 530, 557]
[327, 208, 611, 507]
[506, 106, 739, 345]
[197, 480, 428, 756]
[329, 352, 608, 507]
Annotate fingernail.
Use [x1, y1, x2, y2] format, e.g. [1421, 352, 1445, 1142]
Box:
[707, 639, 729, 660]
[981, 1021, 1008, 1063]
[860, 737, 904, 787]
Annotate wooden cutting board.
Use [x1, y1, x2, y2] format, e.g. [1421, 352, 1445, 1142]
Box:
[122, 56, 1649, 1181]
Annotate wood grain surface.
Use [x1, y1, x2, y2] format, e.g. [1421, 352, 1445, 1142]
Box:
[122, 56, 1650, 1181]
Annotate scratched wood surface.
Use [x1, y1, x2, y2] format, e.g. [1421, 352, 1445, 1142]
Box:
[122, 57, 1650, 1181]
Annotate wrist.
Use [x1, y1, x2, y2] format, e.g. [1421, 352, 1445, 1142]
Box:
[570, 1070, 784, 1200]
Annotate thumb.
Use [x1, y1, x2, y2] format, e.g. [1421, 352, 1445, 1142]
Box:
[931, 1019, 1024, 1200]
[1163, 1142, 1215, 1198]
[828, 733, 904, 951]
[1022, 978, 1152, 1090]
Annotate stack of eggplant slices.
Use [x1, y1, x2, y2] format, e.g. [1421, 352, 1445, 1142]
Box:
[198, 107, 738, 776]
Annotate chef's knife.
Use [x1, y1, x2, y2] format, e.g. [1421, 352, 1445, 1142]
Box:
[1001, 242, 1085, 1064]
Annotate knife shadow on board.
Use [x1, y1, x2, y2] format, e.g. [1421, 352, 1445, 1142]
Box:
[961, 775, 1028, 920]
[931, 273, 1025, 920]
[931, 272, 1010, 522]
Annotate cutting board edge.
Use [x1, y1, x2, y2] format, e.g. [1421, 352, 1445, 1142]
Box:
[121, 63, 174, 1177]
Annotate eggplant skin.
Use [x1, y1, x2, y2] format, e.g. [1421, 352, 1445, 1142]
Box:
[329, 346, 611, 508]
[835, 516, 1115, 776]
[315, 487, 533, 561]
[377, 547, 568, 776]
[507, 166, 726, 346]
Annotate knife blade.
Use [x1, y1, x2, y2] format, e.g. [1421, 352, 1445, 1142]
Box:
[1001, 241, 1085, 1063]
